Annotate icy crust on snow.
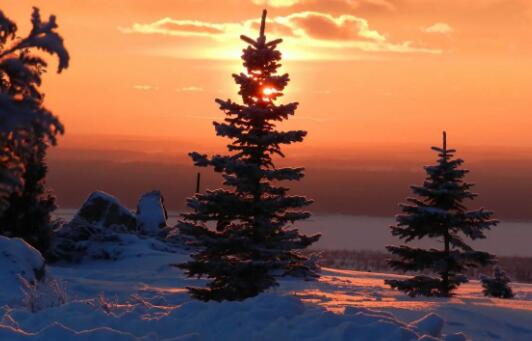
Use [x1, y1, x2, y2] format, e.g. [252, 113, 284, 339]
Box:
[0, 293, 447, 341]
[0, 236, 46, 305]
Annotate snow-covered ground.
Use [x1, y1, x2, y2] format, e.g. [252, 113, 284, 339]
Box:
[1, 235, 530, 340]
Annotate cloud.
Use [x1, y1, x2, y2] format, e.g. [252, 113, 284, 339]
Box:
[119, 11, 441, 59]
[251, 0, 396, 11]
[278, 12, 386, 41]
[176, 86, 204, 92]
[133, 85, 158, 91]
[252, 0, 300, 7]
[423, 22, 454, 34]
[120, 18, 225, 37]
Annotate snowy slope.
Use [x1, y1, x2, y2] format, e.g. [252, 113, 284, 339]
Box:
[291, 268, 532, 340]
[0, 236, 530, 340]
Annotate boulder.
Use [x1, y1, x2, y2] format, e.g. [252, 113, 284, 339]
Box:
[136, 190, 168, 234]
[50, 191, 136, 262]
[74, 191, 137, 232]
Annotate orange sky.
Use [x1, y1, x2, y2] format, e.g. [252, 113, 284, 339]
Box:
[4, 0, 532, 150]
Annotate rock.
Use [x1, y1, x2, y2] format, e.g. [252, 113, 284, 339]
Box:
[51, 225, 124, 263]
[0, 236, 46, 305]
[75, 191, 137, 231]
[50, 191, 136, 262]
[136, 190, 168, 234]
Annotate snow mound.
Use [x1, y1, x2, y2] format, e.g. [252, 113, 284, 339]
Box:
[0, 293, 440, 340]
[136, 190, 168, 234]
[0, 236, 46, 305]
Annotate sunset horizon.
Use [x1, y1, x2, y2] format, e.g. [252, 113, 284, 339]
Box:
[0, 1, 531, 340]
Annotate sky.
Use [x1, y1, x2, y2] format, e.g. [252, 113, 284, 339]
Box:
[3, 0, 532, 217]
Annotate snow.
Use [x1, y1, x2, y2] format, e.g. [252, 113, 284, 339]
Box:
[0, 235, 531, 340]
[410, 313, 444, 338]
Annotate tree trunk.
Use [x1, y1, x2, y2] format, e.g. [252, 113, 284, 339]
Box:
[442, 229, 450, 296]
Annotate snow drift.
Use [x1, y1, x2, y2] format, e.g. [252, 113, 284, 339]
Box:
[0, 292, 457, 340]
[0, 236, 65, 311]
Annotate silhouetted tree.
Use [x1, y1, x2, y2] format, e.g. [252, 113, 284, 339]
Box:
[178, 10, 320, 301]
[0, 7, 69, 251]
[386, 132, 498, 297]
[481, 266, 514, 299]
[0, 130, 59, 255]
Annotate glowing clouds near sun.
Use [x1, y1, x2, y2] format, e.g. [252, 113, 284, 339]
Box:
[118, 11, 441, 60]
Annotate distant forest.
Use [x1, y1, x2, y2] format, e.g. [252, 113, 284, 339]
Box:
[314, 249, 532, 284]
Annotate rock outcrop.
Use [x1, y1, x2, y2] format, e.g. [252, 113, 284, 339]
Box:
[51, 191, 136, 262]
[74, 191, 137, 232]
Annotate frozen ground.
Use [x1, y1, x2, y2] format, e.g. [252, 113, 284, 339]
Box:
[0, 236, 531, 340]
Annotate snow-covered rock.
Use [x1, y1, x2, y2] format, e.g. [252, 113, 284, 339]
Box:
[136, 190, 168, 234]
[50, 192, 139, 262]
[73, 191, 136, 232]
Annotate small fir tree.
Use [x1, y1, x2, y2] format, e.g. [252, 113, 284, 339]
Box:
[385, 132, 498, 297]
[178, 10, 320, 301]
[481, 266, 514, 299]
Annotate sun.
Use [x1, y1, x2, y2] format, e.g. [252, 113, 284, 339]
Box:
[262, 87, 277, 96]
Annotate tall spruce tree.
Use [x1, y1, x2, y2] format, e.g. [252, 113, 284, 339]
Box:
[385, 132, 498, 297]
[178, 10, 320, 302]
[0, 7, 69, 251]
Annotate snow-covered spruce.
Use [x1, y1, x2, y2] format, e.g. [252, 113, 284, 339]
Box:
[177, 10, 320, 301]
[0, 7, 69, 210]
[386, 132, 498, 297]
[481, 266, 514, 299]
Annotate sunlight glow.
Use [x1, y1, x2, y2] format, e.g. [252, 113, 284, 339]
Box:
[262, 87, 277, 96]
